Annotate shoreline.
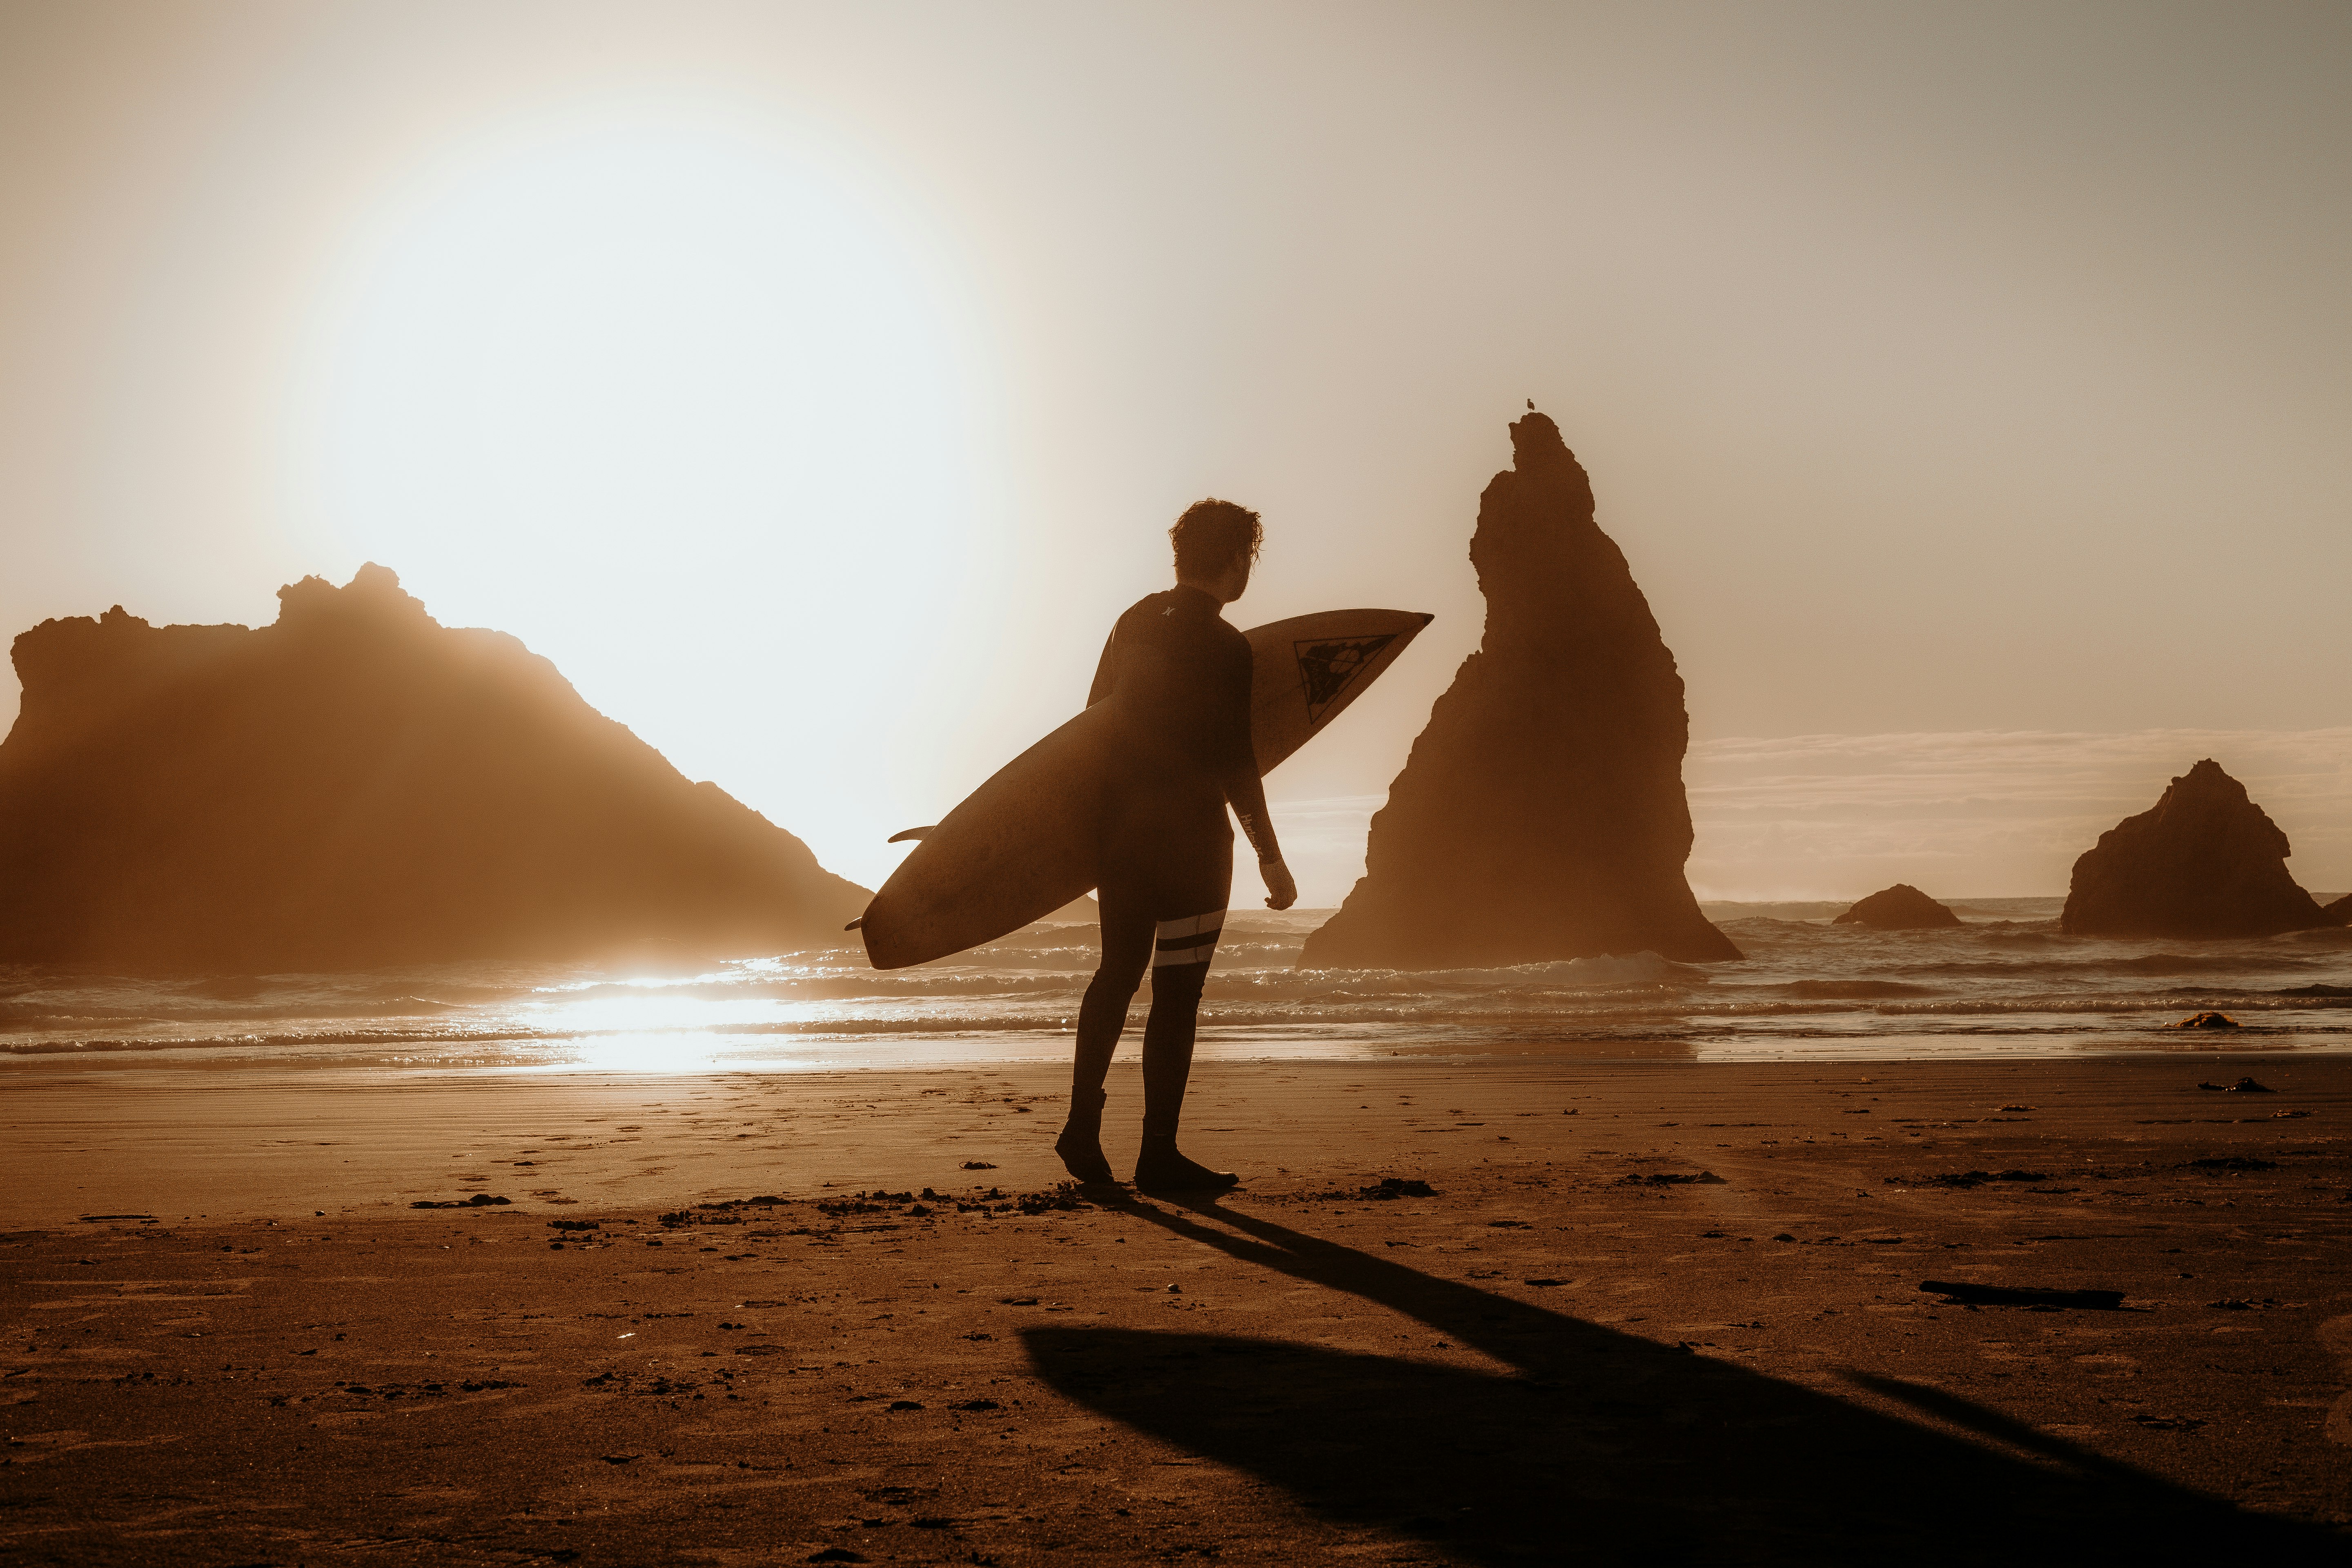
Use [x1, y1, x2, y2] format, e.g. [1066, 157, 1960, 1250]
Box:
[7, 1016, 2351, 1089]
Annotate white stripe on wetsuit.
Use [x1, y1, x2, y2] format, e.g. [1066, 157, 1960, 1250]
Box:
[1152, 910, 1225, 968]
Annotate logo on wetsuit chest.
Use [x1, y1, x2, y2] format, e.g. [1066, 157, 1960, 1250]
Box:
[1292, 634, 1398, 722]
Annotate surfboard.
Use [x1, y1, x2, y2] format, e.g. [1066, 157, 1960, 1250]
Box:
[855, 608, 1433, 969]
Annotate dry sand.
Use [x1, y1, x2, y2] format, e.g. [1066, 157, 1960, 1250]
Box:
[4, 1054, 2350, 1564]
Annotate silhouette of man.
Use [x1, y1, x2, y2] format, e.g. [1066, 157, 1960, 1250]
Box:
[1055, 499, 1297, 1192]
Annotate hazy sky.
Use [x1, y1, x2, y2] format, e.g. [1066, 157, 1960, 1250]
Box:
[3, 1, 2345, 902]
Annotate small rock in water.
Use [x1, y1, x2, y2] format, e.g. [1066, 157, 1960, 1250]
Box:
[1834, 884, 1962, 930]
[2169, 1011, 2241, 1030]
[960, 1161, 997, 1170]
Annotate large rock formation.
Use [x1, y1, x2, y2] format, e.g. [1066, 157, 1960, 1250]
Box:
[1301, 413, 1737, 968]
[2059, 759, 2330, 939]
[1834, 884, 1962, 931]
[0, 565, 867, 969]
[2326, 892, 2352, 927]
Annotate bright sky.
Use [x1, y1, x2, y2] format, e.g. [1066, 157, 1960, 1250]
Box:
[3, 1, 2346, 902]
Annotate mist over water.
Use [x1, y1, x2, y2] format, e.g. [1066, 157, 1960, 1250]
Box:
[4, 900, 2347, 1080]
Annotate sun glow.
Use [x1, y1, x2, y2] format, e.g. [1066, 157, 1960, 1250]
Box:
[286, 101, 1004, 888]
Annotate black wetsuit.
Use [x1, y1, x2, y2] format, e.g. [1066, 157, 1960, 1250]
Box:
[1087, 585, 1258, 941]
[1072, 585, 1263, 1140]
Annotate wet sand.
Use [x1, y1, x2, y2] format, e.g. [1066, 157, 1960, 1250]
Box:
[4, 1055, 2350, 1564]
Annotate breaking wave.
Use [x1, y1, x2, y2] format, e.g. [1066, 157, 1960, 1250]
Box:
[4, 898, 2348, 1071]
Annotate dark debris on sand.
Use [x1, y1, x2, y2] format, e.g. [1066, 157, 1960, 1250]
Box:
[410, 1194, 509, 1209]
[1890, 1169, 2051, 1189]
[1304, 1177, 1439, 1202]
[1919, 1280, 2126, 1310]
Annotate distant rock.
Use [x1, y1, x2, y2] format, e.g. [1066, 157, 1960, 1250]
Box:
[2325, 892, 2352, 927]
[1301, 413, 1737, 968]
[2059, 758, 2330, 940]
[0, 565, 868, 969]
[1834, 884, 1962, 931]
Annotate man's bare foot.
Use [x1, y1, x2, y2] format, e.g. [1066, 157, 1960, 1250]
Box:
[1133, 1141, 1238, 1194]
[1055, 1088, 1114, 1184]
[1055, 1126, 1115, 1185]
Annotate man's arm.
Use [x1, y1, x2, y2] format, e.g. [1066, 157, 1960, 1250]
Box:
[1225, 771, 1298, 912]
[1214, 641, 1297, 911]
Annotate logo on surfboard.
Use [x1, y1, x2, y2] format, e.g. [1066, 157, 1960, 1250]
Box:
[1293, 635, 1398, 722]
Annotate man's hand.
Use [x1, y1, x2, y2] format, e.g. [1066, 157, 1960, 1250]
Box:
[1260, 857, 1298, 911]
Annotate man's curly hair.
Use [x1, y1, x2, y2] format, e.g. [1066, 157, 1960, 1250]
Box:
[1169, 498, 1263, 579]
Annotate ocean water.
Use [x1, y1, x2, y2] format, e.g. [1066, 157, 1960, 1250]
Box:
[4, 899, 2348, 1079]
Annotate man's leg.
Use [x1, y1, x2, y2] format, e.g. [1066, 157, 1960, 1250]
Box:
[1056, 893, 1152, 1183]
[1135, 910, 1238, 1193]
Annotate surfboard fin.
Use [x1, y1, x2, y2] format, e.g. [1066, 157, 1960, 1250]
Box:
[844, 916, 864, 931]
[887, 826, 935, 843]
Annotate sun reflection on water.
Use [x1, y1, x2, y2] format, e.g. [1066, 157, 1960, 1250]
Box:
[513, 988, 846, 1038]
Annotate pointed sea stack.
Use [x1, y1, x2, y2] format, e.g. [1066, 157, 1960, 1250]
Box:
[1301, 413, 1737, 968]
[2059, 759, 2330, 939]
[0, 565, 869, 969]
[1834, 884, 1962, 930]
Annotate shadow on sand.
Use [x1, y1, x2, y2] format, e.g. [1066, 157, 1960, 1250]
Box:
[1021, 1198, 2339, 1565]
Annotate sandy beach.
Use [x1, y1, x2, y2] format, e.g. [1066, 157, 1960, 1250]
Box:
[5, 1053, 2349, 1564]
